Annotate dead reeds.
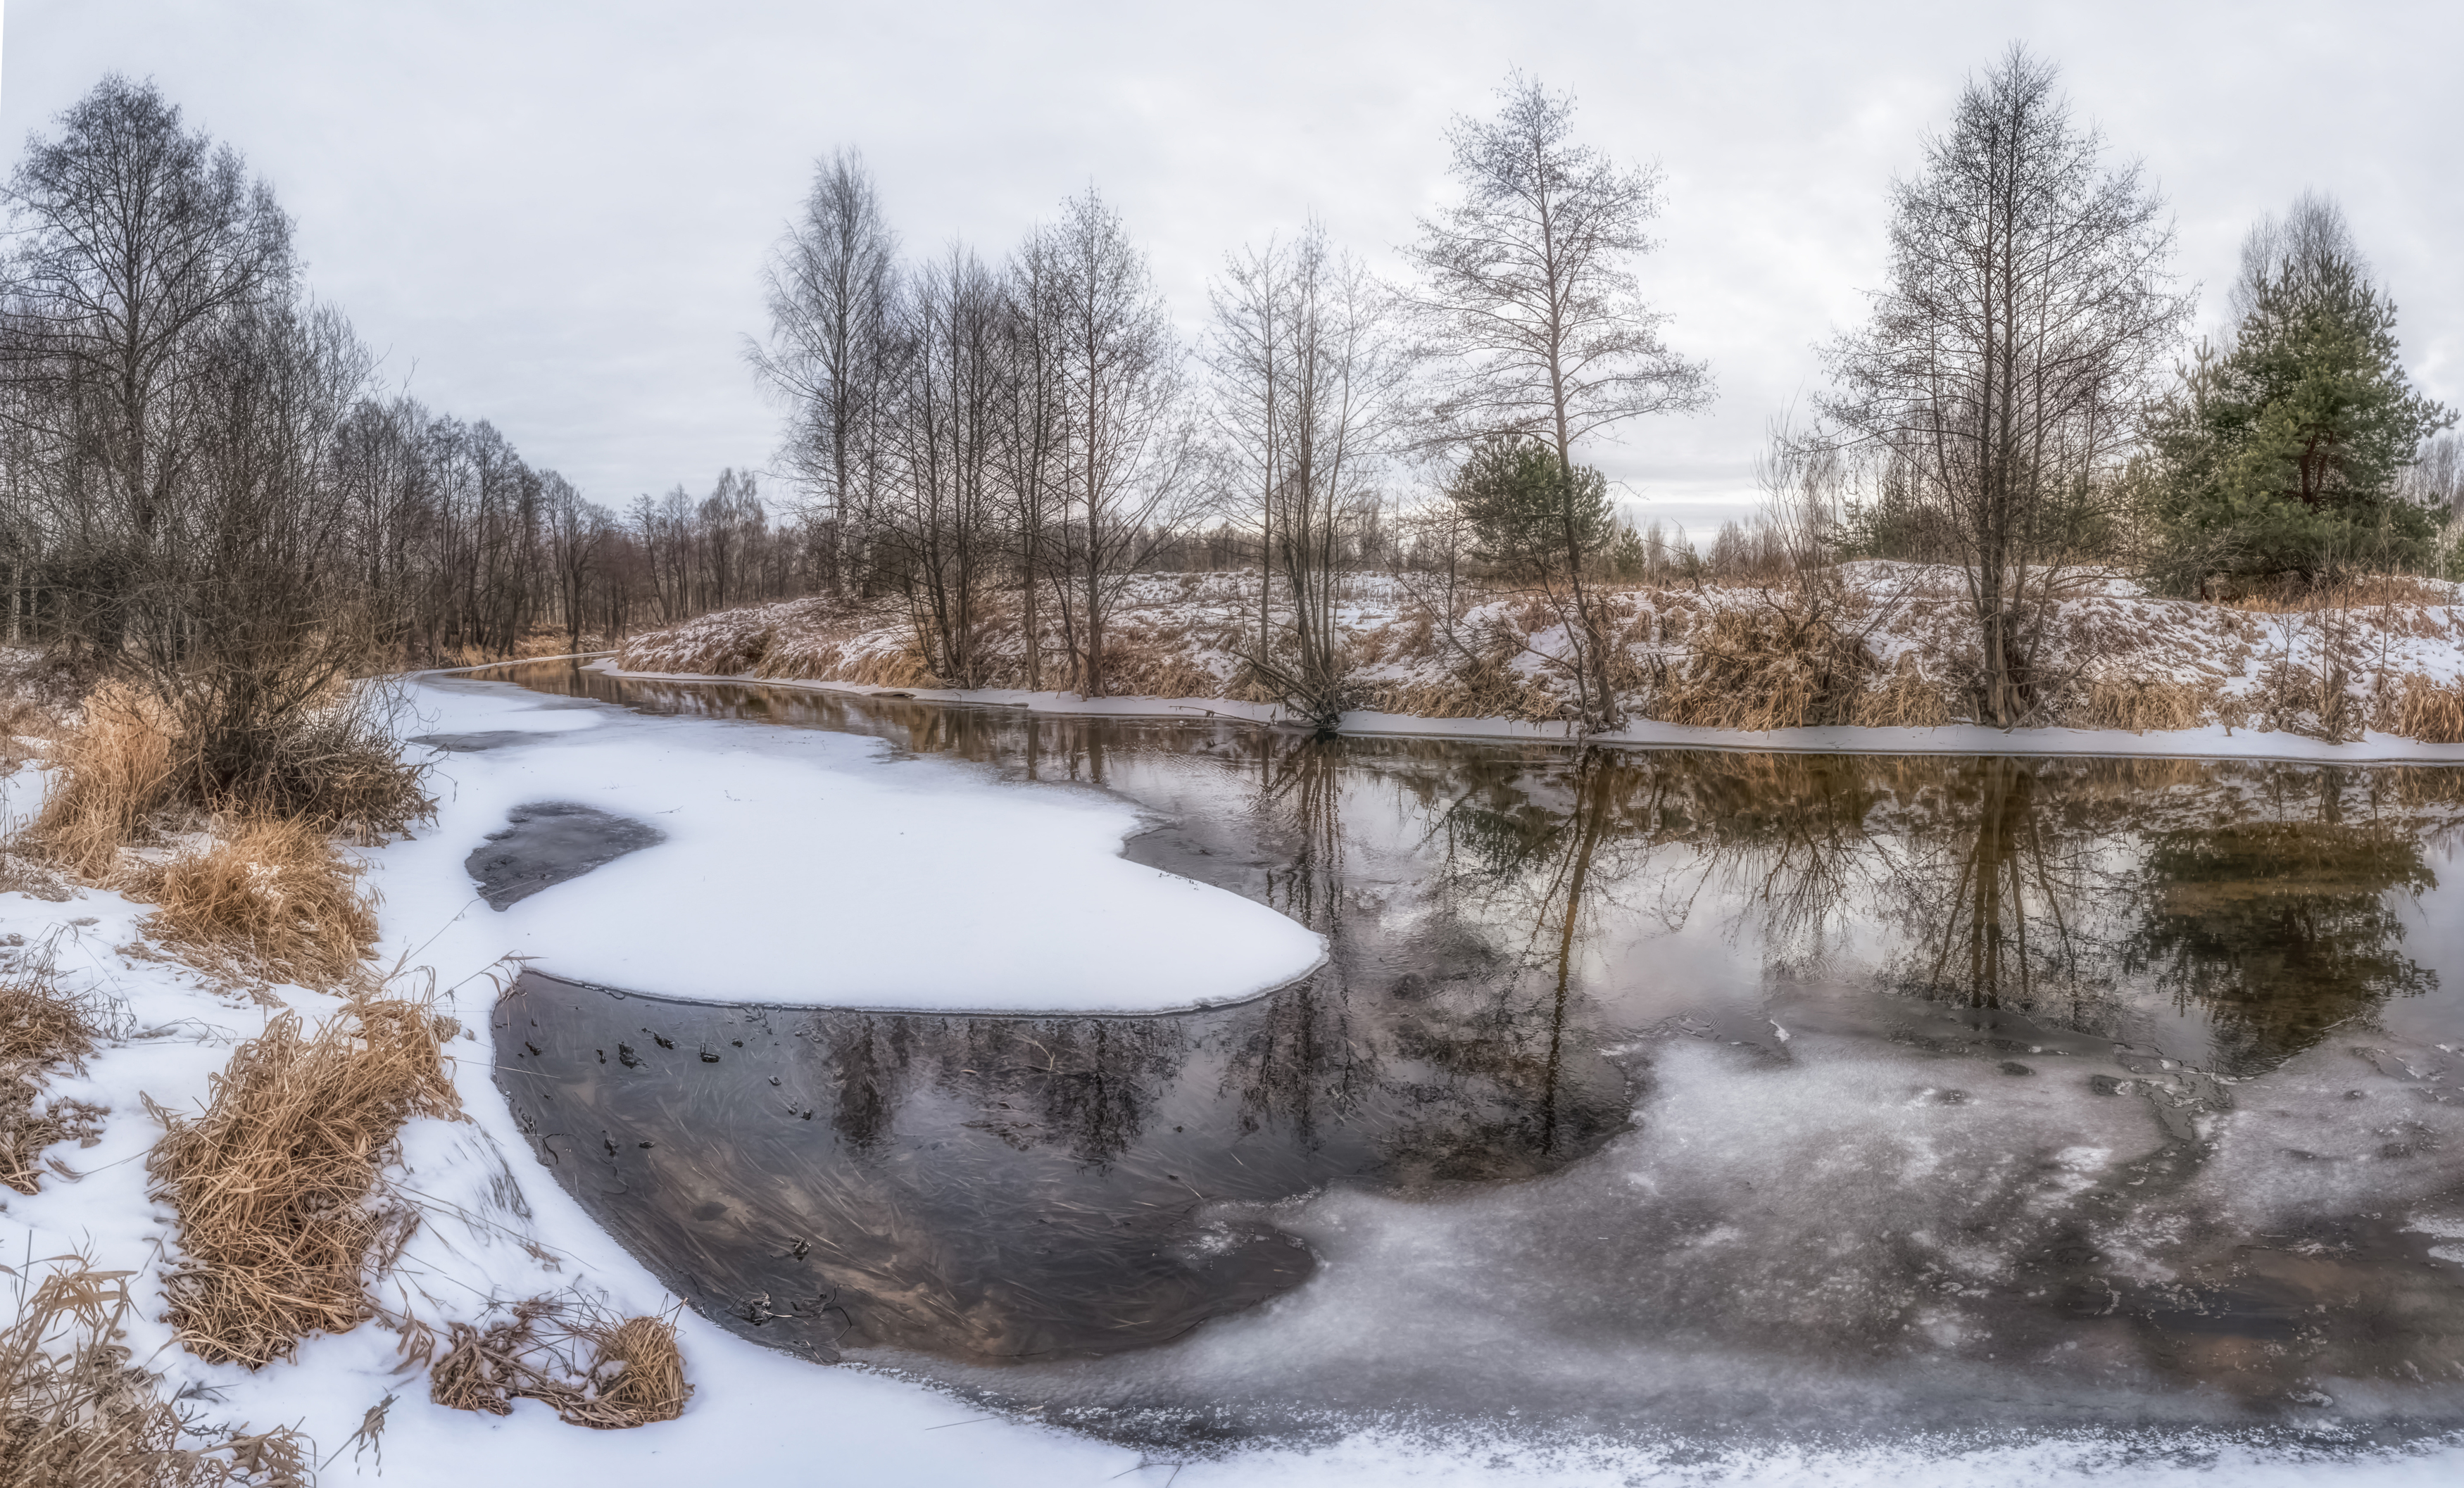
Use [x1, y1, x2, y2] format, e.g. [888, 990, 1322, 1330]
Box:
[2073, 677, 2217, 734]
[0, 1261, 314, 1487]
[1652, 607, 1878, 731]
[148, 997, 460, 1368]
[2375, 673, 2464, 743]
[31, 686, 177, 882]
[429, 1300, 689, 1429]
[131, 818, 379, 990]
[0, 952, 108, 1197]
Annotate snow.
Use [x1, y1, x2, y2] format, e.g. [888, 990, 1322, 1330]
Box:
[1, 667, 2460, 1488]
[380, 676, 1326, 1011]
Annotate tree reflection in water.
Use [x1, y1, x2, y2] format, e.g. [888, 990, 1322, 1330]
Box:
[482, 662, 2464, 1393]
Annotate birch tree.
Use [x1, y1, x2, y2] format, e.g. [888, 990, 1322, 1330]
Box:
[1406, 72, 1710, 731]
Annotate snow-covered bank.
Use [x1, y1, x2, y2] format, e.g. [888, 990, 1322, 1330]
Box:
[606, 565, 2464, 762]
[593, 662, 2464, 765]
[384, 676, 1325, 1011]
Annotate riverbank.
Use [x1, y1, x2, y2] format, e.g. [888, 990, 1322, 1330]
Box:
[610, 565, 2464, 758]
[4, 669, 2463, 1487]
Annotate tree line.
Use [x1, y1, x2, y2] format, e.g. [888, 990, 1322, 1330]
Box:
[6, 51, 2458, 750]
[0, 76, 815, 688]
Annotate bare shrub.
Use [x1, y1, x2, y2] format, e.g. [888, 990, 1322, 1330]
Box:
[148, 997, 461, 1367]
[1654, 607, 1878, 731]
[130, 818, 379, 990]
[0, 1261, 315, 1487]
[2073, 678, 2215, 733]
[2375, 674, 2464, 743]
[0, 952, 108, 1196]
[430, 1299, 689, 1429]
[202, 685, 433, 840]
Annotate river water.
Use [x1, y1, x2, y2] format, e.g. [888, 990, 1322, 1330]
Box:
[472, 661, 2464, 1455]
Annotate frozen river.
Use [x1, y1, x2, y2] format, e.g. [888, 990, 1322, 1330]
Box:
[477, 660, 2464, 1458]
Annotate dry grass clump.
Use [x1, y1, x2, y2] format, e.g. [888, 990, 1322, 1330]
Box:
[32, 686, 177, 882]
[2373, 673, 2464, 743]
[149, 997, 461, 1368]
[130, 818, 379, 990]
[1101, 635, 1220, 699]
[1851, 655, 1954, 729]
[0, 954, 108, 1197]
[32, 683, 429, 885]
[1653, 607, 1878, 731]
[0, 1262, 314, 1487]
[430, 1301, 689, 1430]
[2073, 677, 2217, 734]
[1364, 647, 1566, 722]
[2225, 573, 2459, 612]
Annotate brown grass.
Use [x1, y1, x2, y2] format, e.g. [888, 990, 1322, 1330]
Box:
[2072, 677, 2217, 734]
[1364, 645, 1567, 722]
[1653, 607, 1878, 731]
[0, 953, 108, 1197]
[1100, 634, 1219, 699]
[2374, 673, 2464, 743]
[431, 1301, 689, 1429]
[1852, 655, 1954, 729]
[130, 818, 379, 990]
[2224, 574, 2458, 612]
[148, 997, 461, 1368]
[32, 686, 177, 881]
[0, 1261, 314, 1487]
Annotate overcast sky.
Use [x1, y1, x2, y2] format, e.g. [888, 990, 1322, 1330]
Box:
[6, 1, 2458, 534]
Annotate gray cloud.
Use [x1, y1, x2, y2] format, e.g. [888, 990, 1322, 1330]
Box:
[8, 0, 2457, 537]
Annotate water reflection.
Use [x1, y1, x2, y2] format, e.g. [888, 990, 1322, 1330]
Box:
[475, 663, 2464, 1428]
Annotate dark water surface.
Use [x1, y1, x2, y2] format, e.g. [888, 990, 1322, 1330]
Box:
[475, 662, 2464, 1446]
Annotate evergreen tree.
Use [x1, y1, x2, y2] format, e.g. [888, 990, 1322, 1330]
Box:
[1445, 435, 1614, 576]
[2151, 252, 2454, 587]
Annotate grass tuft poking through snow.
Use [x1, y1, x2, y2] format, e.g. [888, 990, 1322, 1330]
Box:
[147, 997, 460, 1368]
[0, 1260, 314, 1487]
[131, 817, 380, 992]
[428, 1301, 691, 1430]
[0, 948, 108, 1197]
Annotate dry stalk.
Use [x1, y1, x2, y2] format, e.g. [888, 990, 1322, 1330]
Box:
[148, 997, 461, 1368]
[31, 686, 177, 881]
[0, 1259, 313, 1487]
[128, 818, 379, 991]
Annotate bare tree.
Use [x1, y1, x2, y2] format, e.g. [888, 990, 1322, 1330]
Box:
[993, 232, 1069, 690]
[1405, 72, 1711, 731]
[752, 149, 898, 595]
[1208, 220, 1401, 726]
[2226, 189, 2360, 328]
[881, 246, 1005, 685]
[1041, 191, 1188, 697]
[1820, 46, 2187, 727]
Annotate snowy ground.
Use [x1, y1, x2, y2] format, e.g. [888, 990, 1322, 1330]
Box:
[611, 565, 2464, 750]
[0, 670, 2459, 1486]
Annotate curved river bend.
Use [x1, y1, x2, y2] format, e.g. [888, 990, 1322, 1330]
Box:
[472, 662, 2464, 1454]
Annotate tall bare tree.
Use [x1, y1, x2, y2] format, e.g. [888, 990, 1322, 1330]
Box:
[1208, 220, 1401, 726]
[1406, 72, 1711, 731]
[1041, 191, 1188, 697]
[1821, 46, 2186, 726]
[752, 149, 898, 595]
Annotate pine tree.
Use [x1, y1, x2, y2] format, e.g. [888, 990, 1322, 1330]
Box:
[2151, 253, 2455, 587]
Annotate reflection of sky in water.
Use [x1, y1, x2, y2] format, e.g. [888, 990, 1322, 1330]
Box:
[485, 662, 2464, 1448]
